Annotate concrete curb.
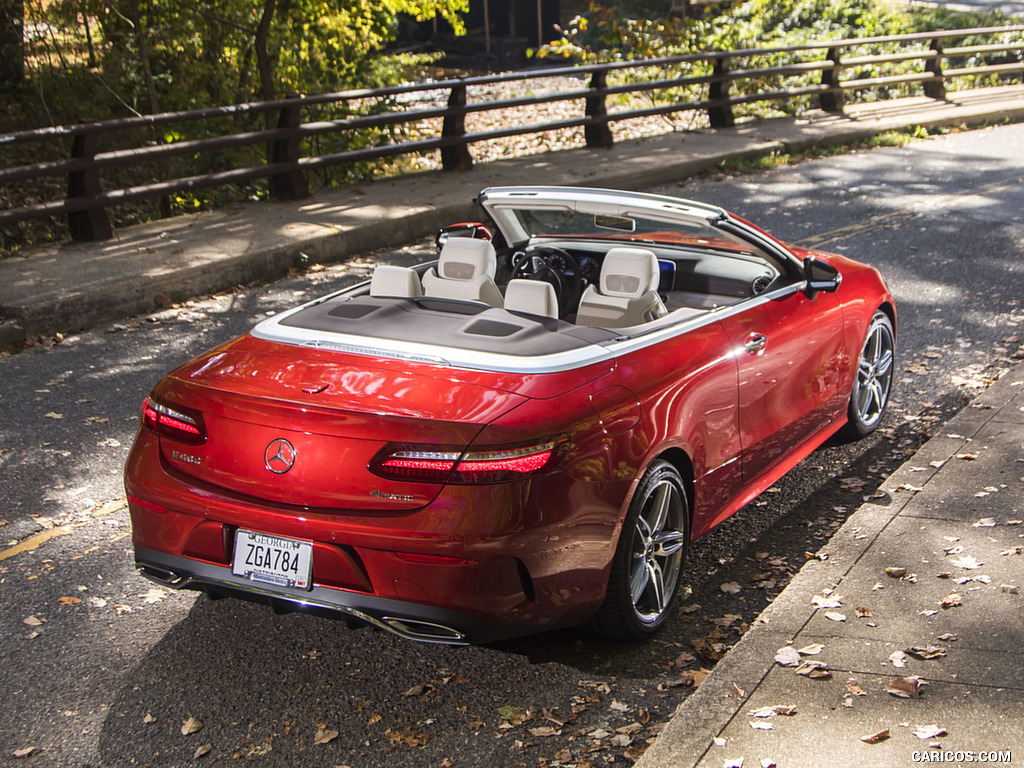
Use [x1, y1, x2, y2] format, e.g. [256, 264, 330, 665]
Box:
[635, 363, 1024, 768]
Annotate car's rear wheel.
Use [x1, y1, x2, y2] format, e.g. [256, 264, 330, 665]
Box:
[845, 310, 895, 438]
[590, 460, 689, 641]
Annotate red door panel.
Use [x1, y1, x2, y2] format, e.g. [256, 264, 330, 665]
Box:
[717, 289, 847, 481]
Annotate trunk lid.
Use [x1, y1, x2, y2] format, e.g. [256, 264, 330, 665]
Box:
[152, 341, 530, 511]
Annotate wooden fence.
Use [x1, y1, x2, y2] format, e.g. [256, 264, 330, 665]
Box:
[1, 25, 1022, 241]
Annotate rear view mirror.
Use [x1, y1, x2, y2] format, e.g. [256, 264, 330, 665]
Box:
[803, 256, 842, 299]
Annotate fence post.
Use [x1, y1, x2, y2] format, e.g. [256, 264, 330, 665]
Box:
[67, 127, 112, 241]
[441, 82, 473, 171]
[585, 69, 614, 148]
[819, 45, 845, 113]
[269, 95, 309, 200]
[924, 37, 947, 100]
[708, 55, 735, 128]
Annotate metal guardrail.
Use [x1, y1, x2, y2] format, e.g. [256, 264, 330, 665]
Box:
[1, 25, 1022, 241]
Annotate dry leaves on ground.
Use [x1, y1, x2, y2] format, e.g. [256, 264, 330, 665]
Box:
[886, 676, 927, 698]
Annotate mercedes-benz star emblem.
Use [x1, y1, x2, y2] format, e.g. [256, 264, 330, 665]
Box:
[264, 438, 297, 474]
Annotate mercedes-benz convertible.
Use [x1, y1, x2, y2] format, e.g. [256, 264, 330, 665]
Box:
[125, 186, 896, 645]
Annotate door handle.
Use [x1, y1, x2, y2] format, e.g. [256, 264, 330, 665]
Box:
[744, 333, 768, 355]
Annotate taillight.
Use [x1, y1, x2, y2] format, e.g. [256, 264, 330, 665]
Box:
[141, 396, 207, 445]
[370, 439, 565, 484]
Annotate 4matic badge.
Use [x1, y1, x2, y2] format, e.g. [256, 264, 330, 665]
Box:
[264, 439, 297, 474]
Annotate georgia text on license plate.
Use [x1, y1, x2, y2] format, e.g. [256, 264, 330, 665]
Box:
[232, 530, 313, 590]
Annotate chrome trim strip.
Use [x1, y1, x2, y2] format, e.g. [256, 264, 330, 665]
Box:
[136, 561, 470, 646]
[252, 309, 617, 374]
[251, 283, 806, 373]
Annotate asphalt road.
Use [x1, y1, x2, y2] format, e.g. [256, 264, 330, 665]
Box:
[1, 122, 1023, 768]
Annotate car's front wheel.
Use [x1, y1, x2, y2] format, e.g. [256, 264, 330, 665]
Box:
[590, 460, 689, 641]
[844, 310, 895, 438]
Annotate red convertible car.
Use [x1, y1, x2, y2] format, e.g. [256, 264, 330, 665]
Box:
[125, 186, 895, 645]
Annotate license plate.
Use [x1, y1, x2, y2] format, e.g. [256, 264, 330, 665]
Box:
[232, 529, 313, 590]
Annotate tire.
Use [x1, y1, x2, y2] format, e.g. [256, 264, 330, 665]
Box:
[590, 460, 689, 641]
[844, 310, 895, 438]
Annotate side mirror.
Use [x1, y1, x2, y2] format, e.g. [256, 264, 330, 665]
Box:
[803, 256, 842, 299]
[435, 222, 493, 252]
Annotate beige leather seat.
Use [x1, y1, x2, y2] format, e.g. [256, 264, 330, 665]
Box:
[369, 265, 423, 298]
[575, 247, 668, 328]
[503, 279, 559, 319]
[422, 238, 504, 307]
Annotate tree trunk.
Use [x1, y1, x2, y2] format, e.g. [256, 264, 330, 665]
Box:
[0, 0, 25, 85]
[254, 0, 277, 102]
[128, 0, 159, 114]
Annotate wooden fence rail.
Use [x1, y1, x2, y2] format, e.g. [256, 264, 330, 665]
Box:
[1, 25, 1022, 241]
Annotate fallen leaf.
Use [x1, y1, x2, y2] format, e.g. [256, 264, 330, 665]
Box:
[181, 715, 204, 736]
[725, 758, 744, 768]
[682, 668, 711, 686]
[855, 606, 873, 618]
[951, 555, 983, 570]
[58, 596, 81, 606]
[44, 412, 64, 420]
[721, 582, 741, 594]
[193, 744, 212, 759]
[143, 713, 156, 724]
[811, 594, 843, 609]
[846, 679, 867, 697]
[861, 729, 890, 744]
[13, 747, 36, 759]
[141, 588, 167, 604]
[674, 652, 697, 668]
[774, 646, 801, 667]
[889, 651, 908, 668]
[386, 726, 430, 747]
[937, 633, 958, 641]
[1001, 584, 1019, 594]
[402, 683, 433, 697]
[23, 616, 44, 626]
[886, 676, 927, 698]
[749, 705, 797, 718]
[956, 453, 979, 461]
[913, 724, 948, 740]
[749, 721, 773, 730]
[794, 661, 831, 679]
[824, 612, 846, 622]
[972, 517, 996, 526]
[529, 726, 561, 737]
[940, 593, 963, 608]
[885, 567, 908, 578]
[732, 683, 745, 698]
[905, 646, 946, 660]
[314, 727, 338, 745]
[796, 643, 824, 656]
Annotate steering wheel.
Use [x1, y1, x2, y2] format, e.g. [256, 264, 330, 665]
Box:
[510, 246, 584, 318]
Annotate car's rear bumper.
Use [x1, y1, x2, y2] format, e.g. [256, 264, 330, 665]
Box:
[134, 546, 542, 645]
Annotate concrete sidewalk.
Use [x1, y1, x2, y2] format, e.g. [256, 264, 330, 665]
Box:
[637, 362, 1024, 768]
[3, 85, 1024, 348]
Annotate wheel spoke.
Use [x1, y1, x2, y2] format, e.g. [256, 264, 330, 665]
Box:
[646, 561, 667, 614]
[645, 483, 672, 535]
[874, 347, 893, 378]
[653, 530, 687, 557]
[635, 515, 652, 550]
[630, 557, 650, 604]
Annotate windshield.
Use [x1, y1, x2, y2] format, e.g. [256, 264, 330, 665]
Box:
[510, 207, 757, 254]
